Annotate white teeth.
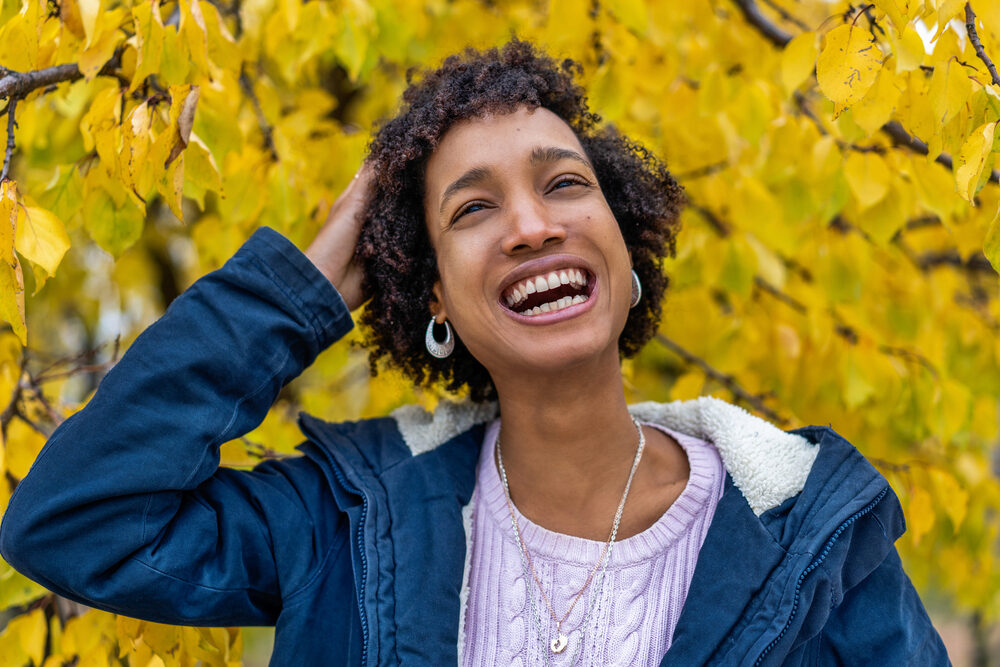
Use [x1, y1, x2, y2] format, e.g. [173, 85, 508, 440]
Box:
[518, 293, 589, 316]
[546, 272, 560, 288]
[525, 281, 536, 294]
[535, 276, 548, 292]
[575, 269, 584, 284]
[506, 267, 590, 310]
[559, 270, 569, 285]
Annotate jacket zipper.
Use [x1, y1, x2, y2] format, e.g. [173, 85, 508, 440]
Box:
[312, 443, 372, 666]
[752, 486, 889, 666]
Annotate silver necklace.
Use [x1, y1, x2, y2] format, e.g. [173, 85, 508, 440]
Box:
[496, 416, 646, 662]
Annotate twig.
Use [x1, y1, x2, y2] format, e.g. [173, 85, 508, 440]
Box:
[238, 69, 278, 161]
[732, 0, 792, 47]
[655, 333, 789, 425]
[882, 120, 1000, 184]
[917, 250, 996, 272]
[753, 275, 807, 313]
[689, 203, 731, 236]
[1, 97, 15, 181]
[673, 161, 729, 180]
[966, 3, 1000, 87]
[760, 0, 810, 31]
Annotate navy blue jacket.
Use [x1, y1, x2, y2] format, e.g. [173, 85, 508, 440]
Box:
[0, 228, 950, 665]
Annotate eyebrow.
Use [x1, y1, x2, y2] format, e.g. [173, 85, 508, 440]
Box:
[437, 146, 594, 215]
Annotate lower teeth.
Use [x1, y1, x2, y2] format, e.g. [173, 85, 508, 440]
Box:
[519, 294, 586, 316]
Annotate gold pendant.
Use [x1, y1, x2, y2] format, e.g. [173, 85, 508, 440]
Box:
[550, 633, 568, 654]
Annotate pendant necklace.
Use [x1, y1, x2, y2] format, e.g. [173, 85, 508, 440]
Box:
[496, 416, 646, 660]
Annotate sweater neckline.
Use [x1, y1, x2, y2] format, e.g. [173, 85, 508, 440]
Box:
[476, 419, 723, 566]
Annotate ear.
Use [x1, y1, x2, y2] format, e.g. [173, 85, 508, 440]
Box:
[430, 280, 449, 323]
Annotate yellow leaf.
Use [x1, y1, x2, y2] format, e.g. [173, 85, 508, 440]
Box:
[183, 134, 222, 209]
[816, 23, 883, 114]
[929, 58, 972, 126]
[984, 203, 1000, 273]
[83, 178, 145, 257]
[929, 468, 968, 532]
[0, 181, 25, 345]
[607, 0, 649, 37]
[129, 0, 166, 93]
[670, 370, 704, 401]
[780, 31, 819, 93]
[872, 0, 916, 29]
[843, 151, 890, 209]
[954, 120, 998, 202]
[78, 15, 124, 81]
[15, 205, 70, 276]
[851, 63, 902, 134]
[0, 557, 47, 609]
[907, 485, 934, 544]
[180, 0, 211, 77]
[118, 101, 153, 208]
[888, 22, 925, 73]
[77, 0, 103, 45]
[80, 86, 123, 179]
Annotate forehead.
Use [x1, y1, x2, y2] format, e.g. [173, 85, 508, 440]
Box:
[424, 107, 585, 188]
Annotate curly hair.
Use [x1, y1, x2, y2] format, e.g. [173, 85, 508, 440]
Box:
[356, 40, 684, 402]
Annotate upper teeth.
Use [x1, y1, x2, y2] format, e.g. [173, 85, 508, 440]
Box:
[504, 269, 588, 307]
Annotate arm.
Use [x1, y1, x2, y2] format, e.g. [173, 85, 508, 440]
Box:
[818, 546, 951, 665]
[0, 226, 354, 626]
[0, 163, 373, 626]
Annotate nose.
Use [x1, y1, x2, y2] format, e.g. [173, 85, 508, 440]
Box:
[500, 193, 566, 254]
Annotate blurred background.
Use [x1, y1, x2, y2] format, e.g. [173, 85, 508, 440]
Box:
[0, 0, 999, 663]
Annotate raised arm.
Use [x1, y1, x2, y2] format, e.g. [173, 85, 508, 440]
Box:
[0, 173, 371, 626]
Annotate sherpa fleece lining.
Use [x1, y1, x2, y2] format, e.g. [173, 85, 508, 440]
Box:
[391, 395, 818, 517]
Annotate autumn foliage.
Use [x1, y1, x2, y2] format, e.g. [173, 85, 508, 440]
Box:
[1, 0, 1000, 663]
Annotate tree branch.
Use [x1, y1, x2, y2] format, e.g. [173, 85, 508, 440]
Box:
[239, 69, 278, 161]
[655, 333, 789, 425]
[966, 3, 1000, 87]
[1, 97, 16, 182]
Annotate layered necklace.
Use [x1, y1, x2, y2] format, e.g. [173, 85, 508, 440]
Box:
[495, 416, 646, 663]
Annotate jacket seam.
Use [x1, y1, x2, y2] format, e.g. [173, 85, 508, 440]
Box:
[282, 533, 351, 604]
[130, 555, 282, 599]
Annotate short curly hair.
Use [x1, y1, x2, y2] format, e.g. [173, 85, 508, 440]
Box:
[357, 40, 684, 402]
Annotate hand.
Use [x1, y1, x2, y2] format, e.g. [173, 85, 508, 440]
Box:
[305, 165, 372, 311]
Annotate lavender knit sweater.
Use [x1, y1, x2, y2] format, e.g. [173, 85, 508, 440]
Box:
[462, 420, 724, 666]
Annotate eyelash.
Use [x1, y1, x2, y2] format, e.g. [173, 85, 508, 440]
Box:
[451, 175, 592, 223]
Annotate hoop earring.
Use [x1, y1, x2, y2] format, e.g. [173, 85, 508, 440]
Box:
[425, 317, 455, 359]
[630, 269, 642, 309]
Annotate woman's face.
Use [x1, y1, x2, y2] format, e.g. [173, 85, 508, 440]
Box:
[423, 106, 633, 381]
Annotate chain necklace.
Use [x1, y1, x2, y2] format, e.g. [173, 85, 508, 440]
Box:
[496, 416, 646, 661]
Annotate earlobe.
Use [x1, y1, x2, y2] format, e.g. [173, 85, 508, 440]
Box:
[431, 281, 448, 322]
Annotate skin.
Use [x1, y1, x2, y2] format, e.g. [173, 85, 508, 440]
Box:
[308, 106, 689, 541]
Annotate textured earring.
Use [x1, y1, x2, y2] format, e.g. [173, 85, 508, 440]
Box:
[425, 317, 455, 358]
[630, 269, 642, 309]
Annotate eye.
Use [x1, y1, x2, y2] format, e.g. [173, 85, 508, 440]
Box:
[453, 200, 489, 223]
[548, 175, 591, 192]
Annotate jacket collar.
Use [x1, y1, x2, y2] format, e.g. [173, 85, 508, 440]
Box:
[391, 396, 820, 516]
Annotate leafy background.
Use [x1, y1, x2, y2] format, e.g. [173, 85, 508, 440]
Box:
[1, 0, 1000, 664]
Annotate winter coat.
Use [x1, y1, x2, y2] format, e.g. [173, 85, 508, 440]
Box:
[0, 227, 950, 666]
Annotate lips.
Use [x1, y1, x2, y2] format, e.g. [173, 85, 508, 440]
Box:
[500, 267, 593, 316]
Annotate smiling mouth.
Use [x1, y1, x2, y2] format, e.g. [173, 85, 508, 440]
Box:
[501, 268, 593, 317]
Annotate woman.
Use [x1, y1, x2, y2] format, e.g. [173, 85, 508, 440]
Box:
[1, 41, 948, 665]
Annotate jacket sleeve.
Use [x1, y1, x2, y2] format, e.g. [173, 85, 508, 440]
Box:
[818, 546, 951, 665]
[0, 227, 355, 626]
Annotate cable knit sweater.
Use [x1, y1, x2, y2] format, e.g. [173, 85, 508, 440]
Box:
[462, 420, 725, 666]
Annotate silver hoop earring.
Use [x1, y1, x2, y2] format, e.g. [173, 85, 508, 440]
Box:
[630, 269, 642, 309]
[425, 317, 455, 359]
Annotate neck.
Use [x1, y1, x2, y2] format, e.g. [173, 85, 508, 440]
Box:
[490, 352, 641, 533]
